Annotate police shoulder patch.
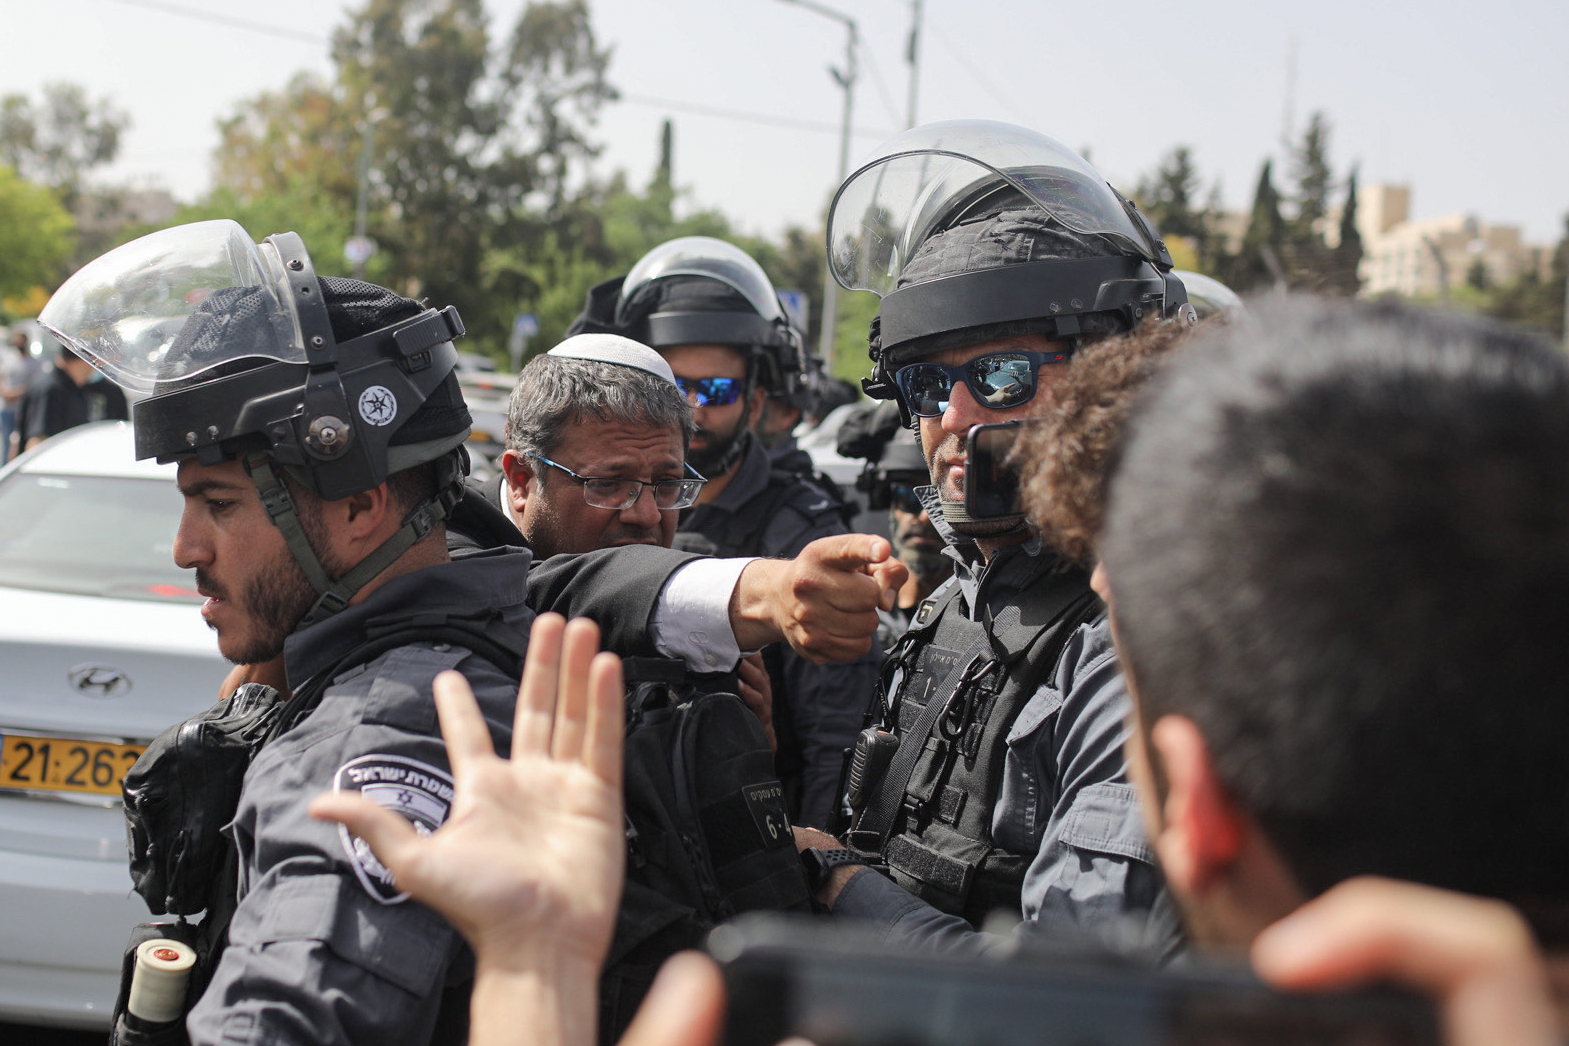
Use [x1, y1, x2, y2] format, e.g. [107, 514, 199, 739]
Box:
[333, 753, 454, 904]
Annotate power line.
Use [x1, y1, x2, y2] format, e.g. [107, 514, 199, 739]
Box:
[927, 20, 1025, 124]
[620, 93, 890, 140]
[858, 42, 905, 131]
[77, 0, 894, 142]
[94, 0, 328, 45]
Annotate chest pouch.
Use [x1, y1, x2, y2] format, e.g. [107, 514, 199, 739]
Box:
[122, 682, 288, 917]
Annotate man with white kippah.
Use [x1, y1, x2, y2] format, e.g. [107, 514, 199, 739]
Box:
[478, 333, 699, 558]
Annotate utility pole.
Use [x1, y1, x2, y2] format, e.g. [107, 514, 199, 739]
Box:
[906, 0, 924, 129]
[778, 0, 857, 376]
[346, 97, 387, 279]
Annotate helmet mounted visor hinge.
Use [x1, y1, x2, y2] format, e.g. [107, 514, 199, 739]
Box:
[391, 306, 465, 374]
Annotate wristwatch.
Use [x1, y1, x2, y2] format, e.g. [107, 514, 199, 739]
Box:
[800, 846, 865, 894]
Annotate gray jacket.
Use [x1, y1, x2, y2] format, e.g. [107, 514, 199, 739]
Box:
[832, 491, 1178, 958]
[186, 550, 542, 1045]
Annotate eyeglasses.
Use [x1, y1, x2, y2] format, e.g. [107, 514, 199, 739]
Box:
[894, 350, 1070, 418]
[674, 376, 745, 407]
[529, 455, 707, 510]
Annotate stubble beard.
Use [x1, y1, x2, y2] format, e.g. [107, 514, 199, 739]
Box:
[686, 416, 745, 477]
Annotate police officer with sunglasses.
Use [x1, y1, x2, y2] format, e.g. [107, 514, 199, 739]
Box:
[790, 120, 1194, 958]
[566, 237, 879, 830]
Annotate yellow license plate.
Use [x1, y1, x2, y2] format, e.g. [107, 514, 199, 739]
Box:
[0, 733, 145, 797]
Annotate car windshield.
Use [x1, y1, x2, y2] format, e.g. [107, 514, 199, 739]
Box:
[0, 472, 199, 602]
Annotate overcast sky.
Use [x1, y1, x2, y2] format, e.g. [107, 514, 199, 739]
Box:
[0, 0, 1564, 243]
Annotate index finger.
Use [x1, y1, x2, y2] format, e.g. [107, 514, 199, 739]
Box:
[807, 534, 891, 571]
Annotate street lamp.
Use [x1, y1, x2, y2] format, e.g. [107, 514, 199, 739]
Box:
[778, 0, 857, 377]
[347, 99, 390, 278]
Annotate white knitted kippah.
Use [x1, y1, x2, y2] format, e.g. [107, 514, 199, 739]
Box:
[547, 333, 676, 385]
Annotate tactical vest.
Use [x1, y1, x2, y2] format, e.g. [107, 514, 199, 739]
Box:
[846, 549, 1102, 929]
[672, 466, 849, 560]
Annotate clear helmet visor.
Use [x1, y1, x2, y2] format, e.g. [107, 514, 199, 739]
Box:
[39, 219, 304, 394]
[616, 236, 785, 325]
[828, 120, 1160, 296]
[1171, 270, 1244, 318]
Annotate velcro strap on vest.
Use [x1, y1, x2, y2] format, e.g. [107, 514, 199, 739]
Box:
[886, 829, 986, 899]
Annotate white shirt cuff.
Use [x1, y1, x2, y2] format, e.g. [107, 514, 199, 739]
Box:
[651, 556, 759, 672]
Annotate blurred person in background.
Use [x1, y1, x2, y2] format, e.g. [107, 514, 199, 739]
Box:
[21, 341, 127, 450]
[1, 327, 41, 461]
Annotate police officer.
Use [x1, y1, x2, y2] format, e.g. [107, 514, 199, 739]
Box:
[865, 425, 954, 644]
[43, 220, 901, 1046]
[792, 121, 1193, 953]
[568, 237, 878, 828]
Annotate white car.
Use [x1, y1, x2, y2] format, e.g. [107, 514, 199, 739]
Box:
[0, 422, 226, 1030]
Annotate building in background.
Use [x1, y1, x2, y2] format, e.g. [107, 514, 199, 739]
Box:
[1355, 183, 1550, 298]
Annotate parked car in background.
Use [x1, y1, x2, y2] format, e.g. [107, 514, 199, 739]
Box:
[0, 421, 226, 1030]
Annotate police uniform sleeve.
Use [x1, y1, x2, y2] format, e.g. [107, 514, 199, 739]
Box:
[186, 646, 517, 1046]
[1011, 618, 1169, 946]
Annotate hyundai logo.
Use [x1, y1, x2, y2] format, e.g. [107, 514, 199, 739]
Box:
[69, 664, 131, 697]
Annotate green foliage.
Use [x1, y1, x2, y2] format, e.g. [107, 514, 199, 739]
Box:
[0, 83, 128, 208]
[1288, 112, 1334, 235]
[1136, 146, 1208, 244]
[206, 0, 616, 357]
[1227, 159, 1286, 291]
[0, 164, 75, 304]
[1327, 167, 1364, 297]
[1477, 214, 1567, 340]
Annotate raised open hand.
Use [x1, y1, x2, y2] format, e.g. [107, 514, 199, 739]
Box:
[309, 613, 626, 975]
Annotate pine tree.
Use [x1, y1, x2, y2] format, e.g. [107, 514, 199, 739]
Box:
[1233, 159, 1286, 291]
[1328, 166, 1364, 296]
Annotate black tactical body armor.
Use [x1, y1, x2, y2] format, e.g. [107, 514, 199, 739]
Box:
[848, 545, 1101, 927]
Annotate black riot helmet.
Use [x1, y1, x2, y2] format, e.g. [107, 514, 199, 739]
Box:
[569, 236, 812, 407]
[827, 120, 1196, 426]
[41, 219, 472, 626]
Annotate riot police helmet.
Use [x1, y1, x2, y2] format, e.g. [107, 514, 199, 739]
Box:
[596, 236, 812, 407]
[827, 120, 1195, 424]
[41, 219, 472, 625]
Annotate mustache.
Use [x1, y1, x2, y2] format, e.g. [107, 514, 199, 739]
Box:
[193, 568, 226, 601]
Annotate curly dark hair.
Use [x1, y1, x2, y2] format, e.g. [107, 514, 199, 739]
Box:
[1013, 318, 1202, 563]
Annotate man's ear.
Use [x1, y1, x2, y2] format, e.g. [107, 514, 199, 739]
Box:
[499, 449, 536, 513]
[1147, 714, 1244, 897]
[341, 484, 393, 537]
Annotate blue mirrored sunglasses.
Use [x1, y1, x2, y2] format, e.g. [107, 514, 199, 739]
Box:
[894, 350, 1070, 418]
[674, 376, 744, 407]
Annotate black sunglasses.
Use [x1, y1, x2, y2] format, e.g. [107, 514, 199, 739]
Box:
[894, 349, 1069, 418]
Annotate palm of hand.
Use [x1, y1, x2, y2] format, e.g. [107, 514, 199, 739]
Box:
[398, 747, 625, 970]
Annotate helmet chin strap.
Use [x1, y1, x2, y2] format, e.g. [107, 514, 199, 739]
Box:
[245, 451, 466, 629]
[937, 494, 1030, 537]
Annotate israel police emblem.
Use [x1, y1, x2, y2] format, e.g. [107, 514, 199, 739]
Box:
[358, 385, 398, 427]
[333, 753, 454, 903]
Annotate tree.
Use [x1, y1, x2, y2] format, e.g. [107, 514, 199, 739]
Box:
[1481, 214, 1568, 340]
[1136, 146, 1208, 245]
[1327, 166, 1364, 296]
[0, 165, 75, 305]
[1228, 159, 1286, 292]
[210, 0, 616, 356]
[0, 83, 128, 208]
[1288, 111, 1334, 235]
